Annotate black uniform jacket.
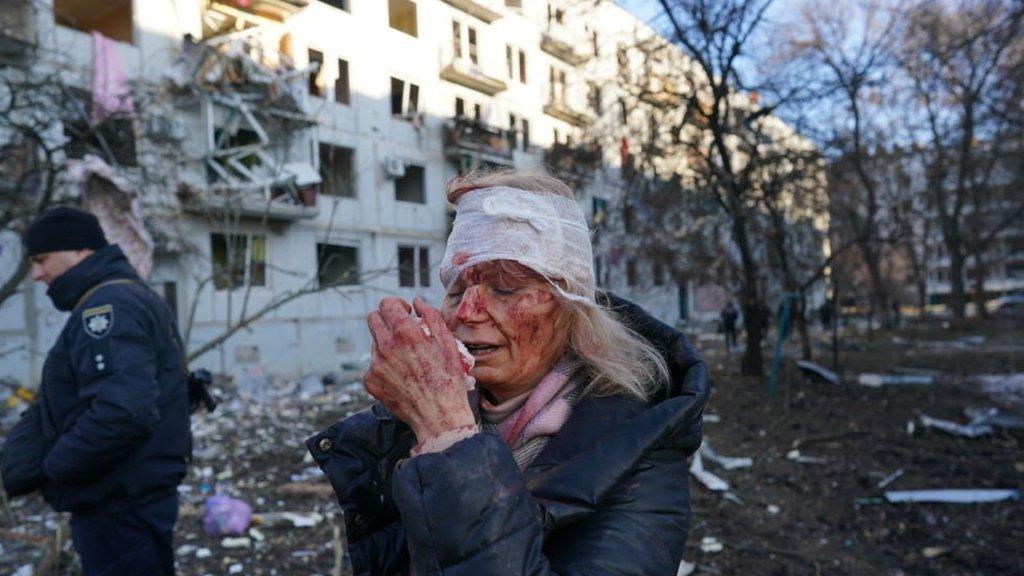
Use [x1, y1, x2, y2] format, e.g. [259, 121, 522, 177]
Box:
[1, 245, 190, 513]
[307, 294, 710, 576]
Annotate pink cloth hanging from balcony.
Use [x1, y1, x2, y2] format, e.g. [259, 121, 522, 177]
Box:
[91, 31, 135, 122]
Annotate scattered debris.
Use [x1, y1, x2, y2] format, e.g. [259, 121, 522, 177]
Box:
[766, 504, 781, 515]
[722, 492, 744, 506]
[204, 495, 253, 536]
[964, 406, 1024, 430]
[884, 489, 1020, 504]
[703, 413, 721, 423]
[919, 414, 993, 438]
[676, 559, 696, 575]
[175, 544, 197, 556]
[973, 373, 1024, 411]
[12, 565, 33, 576]
[278, 482, 335, 499]
[221, 536, 251, 549]
[858, 373, 933, 387]
[797, 360, 838, 384]
[195, 547, 212, 559]
[877, 468, 905, 489]
[689, 452, 730, 492]
[786, 449, 827, 464]
[922, 546, 951, 558]
[289, 466, 325, 483]
[253, 511, 325, 529]
[700, 536, 724, 553]
[700, 441, 753, 470]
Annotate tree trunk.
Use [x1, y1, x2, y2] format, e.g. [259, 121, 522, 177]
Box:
[948, 248, 967, 319]
[862, 246, 890, 330]
[971, 251, 989, 318]
[732, 214, 765, 377]
[0, 255, 30, 309]
[796, 296, 812, 360]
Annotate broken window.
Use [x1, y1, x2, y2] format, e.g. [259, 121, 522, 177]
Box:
[653, 261, 664, 286]
[319, 143, 355, 198]
[455, 97, 465, 117]
[453, 21, 463, 59]
[64, 116, 137, 167]
[55, 0, 133, 44]
[519, 49, 527, 83]
[506, 44, 514, 79]
[211, 233, 266, 290]
[323, 0, 349, 11]
[308, 49, 324, 97]
[395, 164, 426, 203]
[317, 243, 359, 287]
[390, 77, 420, 117]
[389, 0, 418, 37]
[589, 83, 603, 114]
[468, 27, 478, 65]
[626, 258, 637, 287]
[335, 58, 350, 104]
[398, 245, 430, 287]
[521, 118, 530, 150]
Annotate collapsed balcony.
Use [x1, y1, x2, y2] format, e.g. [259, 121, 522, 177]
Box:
[169, 9, 321, 221]
[443, 117, 515, 166]
[540, 22, 589, 66]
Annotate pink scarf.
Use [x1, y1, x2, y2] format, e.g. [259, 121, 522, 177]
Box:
[479, 360, 577, 449]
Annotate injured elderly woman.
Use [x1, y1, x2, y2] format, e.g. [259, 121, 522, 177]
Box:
[307, 169, 709, 576]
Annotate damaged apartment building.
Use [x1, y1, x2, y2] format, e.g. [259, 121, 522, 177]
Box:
[0, 0, 821, 387]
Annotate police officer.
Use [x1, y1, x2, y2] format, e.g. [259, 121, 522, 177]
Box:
[1, 207, 189, 575]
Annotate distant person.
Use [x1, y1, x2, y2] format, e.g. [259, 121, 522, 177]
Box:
[819, 299, 833, 330]
[1, 208, 190, 576]
[720, 302, 739, 352]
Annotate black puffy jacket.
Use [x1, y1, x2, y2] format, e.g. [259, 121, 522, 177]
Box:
[307, 294, 710, 575]
[1, 245, 190, 512]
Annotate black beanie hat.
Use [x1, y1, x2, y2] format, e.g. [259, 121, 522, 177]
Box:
[24, 207, 109, 256]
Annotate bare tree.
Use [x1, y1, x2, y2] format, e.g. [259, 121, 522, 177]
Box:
[788, 0, 902, 329]
[897, 0, 1024, 319]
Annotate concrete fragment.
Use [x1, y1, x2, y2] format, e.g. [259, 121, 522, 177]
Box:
[885, 489, 1019, 504]
[689, 452, 729, 492]
[920, 414, 992, 438]
[858, 373, 933, 387]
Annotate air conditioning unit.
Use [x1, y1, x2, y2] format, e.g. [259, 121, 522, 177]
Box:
[383, 156, 406, 179]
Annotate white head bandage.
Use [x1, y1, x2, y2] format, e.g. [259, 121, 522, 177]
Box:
[440, 186, 595, 303]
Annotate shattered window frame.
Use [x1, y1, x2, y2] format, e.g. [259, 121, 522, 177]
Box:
[318, 142, 356, 198]
[54, 0, 134, 44]
[317, 243, 360, 288]
[211, 233, 267, 291]
[388, 0, 418, 37]
[335, 58, 351, 104]
[397, 245, 430, 288]
[308, 49, 325, 97]
[395, 164, 426, 204]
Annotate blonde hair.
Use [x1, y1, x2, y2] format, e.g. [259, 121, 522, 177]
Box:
[444, 167, 670, 401]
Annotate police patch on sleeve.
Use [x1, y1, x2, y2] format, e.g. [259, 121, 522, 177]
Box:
[82, 304, 114, 339]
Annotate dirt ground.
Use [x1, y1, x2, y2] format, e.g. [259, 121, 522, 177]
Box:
[2, 317, 1021, 575]
[687, 318, 1023, 576]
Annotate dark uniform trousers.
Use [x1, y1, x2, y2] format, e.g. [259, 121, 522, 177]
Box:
[70, 493, 179, 576]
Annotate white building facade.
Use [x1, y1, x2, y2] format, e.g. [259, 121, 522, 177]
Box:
[1, 0, 799, 387]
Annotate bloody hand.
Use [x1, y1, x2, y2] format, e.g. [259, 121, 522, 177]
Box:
[365, 297, 476, 443]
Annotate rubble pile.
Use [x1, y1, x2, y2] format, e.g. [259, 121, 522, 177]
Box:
[1, 376, 371, 576]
